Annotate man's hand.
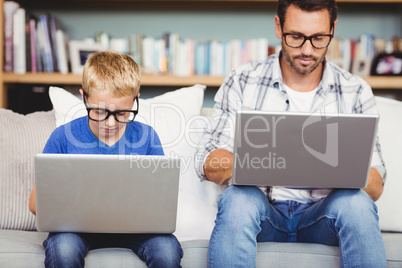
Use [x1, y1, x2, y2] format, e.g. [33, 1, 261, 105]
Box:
[204, 149, 233, 185]
[363, 168, 383, 202]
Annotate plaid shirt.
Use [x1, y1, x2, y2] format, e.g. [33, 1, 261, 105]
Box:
[195, 53, 386, 194]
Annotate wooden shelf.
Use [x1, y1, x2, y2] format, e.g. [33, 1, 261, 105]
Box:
[15, 0, 402, 10]
[363, 76, 402, 90]
[2, 73, 225, 87]
[3, 72, 402, 89]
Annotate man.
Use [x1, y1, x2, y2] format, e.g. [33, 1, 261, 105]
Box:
[195, 0, 387, 267]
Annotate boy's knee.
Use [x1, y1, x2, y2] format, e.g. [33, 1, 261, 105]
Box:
[143, 235, 183, 268]
[44, 233, 88, 268]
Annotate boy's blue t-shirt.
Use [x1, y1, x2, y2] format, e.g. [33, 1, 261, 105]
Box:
[43, 116, 164, 155]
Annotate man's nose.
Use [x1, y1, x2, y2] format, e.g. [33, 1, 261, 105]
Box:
[300, 39, 314, 55]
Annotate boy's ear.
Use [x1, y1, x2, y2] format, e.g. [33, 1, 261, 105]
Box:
[137, 92, 140, 98]
[79, 89, 84, 99]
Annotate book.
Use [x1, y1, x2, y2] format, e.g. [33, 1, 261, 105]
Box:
[194, 42, 206, 75]
[25, 13, 32, 73]
[168, 33, 179, 75]
[210, 40, 225, 77]
[56, 29, 69, 74]
[110, 38, 128, 54]
[39, 14, 54, 73]
[157, 38, 167, 73]
[29, 18, 37, 72]
[129, 34, 139, 64]
[3, 1, 19, 72]
[35, 20, 44, 73]
[142, 36, 155, 74]
[49, 14, 60, 72]
[13, 7, 26, 74]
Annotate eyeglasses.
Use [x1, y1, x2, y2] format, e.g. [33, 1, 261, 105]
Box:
[282, 32, 333, 49]
[83, 92, 139, 123]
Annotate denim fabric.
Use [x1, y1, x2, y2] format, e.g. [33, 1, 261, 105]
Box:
[43, 233, 183, 268]
[208, 186, 386, 268]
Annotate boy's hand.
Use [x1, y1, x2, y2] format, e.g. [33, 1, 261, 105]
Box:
[29, 185, 36, 215]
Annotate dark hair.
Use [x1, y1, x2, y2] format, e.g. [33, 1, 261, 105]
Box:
[277, 0, 338, 31]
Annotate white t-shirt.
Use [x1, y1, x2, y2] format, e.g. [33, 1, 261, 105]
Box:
[270, 84, 332, 204]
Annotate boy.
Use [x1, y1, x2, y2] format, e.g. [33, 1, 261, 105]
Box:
[29, 51, 183, 268]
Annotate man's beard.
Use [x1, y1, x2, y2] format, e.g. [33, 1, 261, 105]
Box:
[281, 41, 327, 75]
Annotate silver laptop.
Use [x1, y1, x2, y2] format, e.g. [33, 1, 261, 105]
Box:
[35, 154, 180, 233]
[232, 111, 379, 188]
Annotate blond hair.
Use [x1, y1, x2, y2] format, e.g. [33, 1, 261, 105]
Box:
[82, 51, 141, 97]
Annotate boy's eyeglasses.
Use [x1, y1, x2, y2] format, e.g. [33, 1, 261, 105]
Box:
[83, 92, 139, 124]
[282, 32, 333, 49]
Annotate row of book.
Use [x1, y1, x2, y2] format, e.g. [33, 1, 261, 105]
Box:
[326, 34, 402, 76]
[99, 33, 273, 76]
[3, 1, 401, 77]
[4, 1, 69, 74]
[3, 2, 272, 76]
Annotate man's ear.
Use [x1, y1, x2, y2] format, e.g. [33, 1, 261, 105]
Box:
[275, 15, 282, 39]
[332, 19, 338, 34]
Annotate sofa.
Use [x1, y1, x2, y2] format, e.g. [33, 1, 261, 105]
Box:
[1, 84, 402, 267]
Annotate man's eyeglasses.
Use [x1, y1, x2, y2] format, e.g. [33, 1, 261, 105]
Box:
[83, 92, 139, 124]
[282, 33, 333, 49]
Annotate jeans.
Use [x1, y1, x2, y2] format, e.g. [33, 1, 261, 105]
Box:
[43, 233, 183, 268]
[208, 186, 386, 268]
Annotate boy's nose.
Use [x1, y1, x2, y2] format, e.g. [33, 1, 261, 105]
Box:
[106, 114, 117, 126]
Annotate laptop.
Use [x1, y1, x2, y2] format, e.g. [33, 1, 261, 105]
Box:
[232, 110, 379, 188]
[35, 153, 180, 233]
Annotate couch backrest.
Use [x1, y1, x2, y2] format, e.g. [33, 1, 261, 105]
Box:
[374, 96, 402, 232]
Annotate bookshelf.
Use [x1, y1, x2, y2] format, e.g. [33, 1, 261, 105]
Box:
[1, 0, 402, 108]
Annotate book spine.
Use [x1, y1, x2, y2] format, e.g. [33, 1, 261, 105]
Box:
[49, 15, 60, 72]
[29, 18, 37, 73]
[37, 20, 47, 73]
[142, 37, 155, 74]
[3, 1, 19, 72]
[13, 8, 26, 74]
[56, 29, 68, 74]
[25, 14, 31, 72]
[40, 14, 54, 73]
[35, 20, 43, 72]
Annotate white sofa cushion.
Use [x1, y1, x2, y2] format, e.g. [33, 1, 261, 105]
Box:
[374, 96, 402, 232]
[0, 109, 56, 230]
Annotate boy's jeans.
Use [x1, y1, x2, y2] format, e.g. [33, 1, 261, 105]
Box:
[43, 232, 183, 268]
[208, 186, 386, 268]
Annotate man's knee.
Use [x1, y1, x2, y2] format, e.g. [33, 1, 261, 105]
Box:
[325, 190, 378, 223]
[217, 186, 269, 223]
[329, 190, 375, 209]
